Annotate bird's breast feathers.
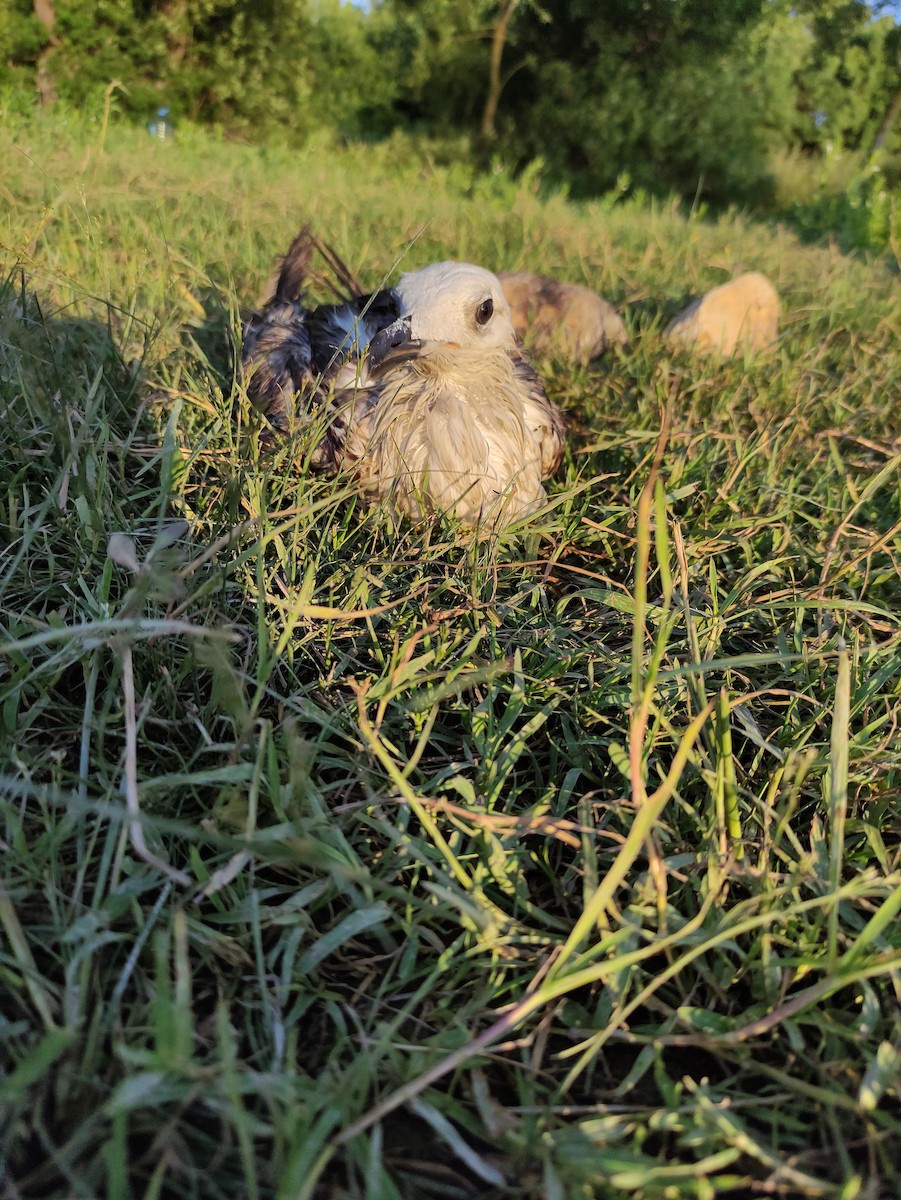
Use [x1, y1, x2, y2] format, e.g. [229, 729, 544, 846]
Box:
[342, 353, 552, 524]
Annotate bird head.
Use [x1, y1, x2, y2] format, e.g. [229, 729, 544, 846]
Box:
[367, 262, 516, 374]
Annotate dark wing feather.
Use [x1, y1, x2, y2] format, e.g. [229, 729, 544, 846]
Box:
[241, 300, 314, 434]
[272, 228, 317, 303]
[310, 233, 366, 299]
[242, 226, 395, 453]
[242, 228, 329, 434]
[307, 287, 399, 373]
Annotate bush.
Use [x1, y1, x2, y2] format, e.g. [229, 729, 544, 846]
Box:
[789, 157, 900, 256]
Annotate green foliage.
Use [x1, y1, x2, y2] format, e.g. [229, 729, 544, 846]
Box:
[0, 0, 898, 231]
[496, 0, 901, 206]
[789, 156, 901, 253]
[302, 0, 403, 138]
[34, 0, 318, 136]
[510, 50, 775, 204]
[488, 0, 769, 199]
[0, 2, 47, 65]
[0, 0, 389, 144]
[43, 0, 165, 112]
[788, 3, 901, 155]
[1, 107, 900, 1198]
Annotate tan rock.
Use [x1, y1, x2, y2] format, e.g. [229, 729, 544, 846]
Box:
[498, 271, 628, 364]
[663, 272, 780, 357]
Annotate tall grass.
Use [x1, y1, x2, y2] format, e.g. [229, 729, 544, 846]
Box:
[1, 109, 899, 1199]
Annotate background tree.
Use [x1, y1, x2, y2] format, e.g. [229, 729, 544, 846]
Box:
[787, 2, 901, 157]
[488, 0, 773, 200]
[0, 0, 896, 211]
[0, 0, 54, 106]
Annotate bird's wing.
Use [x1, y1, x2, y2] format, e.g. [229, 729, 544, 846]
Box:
[241, 227, 319, 432]
[309, 233, 367, 299]
[307, 288, 399, 374]
[271, 227, 317, 303]
[511, 349, 565, 478]
[241, 299, 315, 433]
[242, 228, 380, 437]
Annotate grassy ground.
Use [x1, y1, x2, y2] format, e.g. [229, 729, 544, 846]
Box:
[1, 110, 899, 1200]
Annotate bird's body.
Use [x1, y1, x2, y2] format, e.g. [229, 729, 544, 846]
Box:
[345, 338, 555, 525]
[242, 237, 564, 527]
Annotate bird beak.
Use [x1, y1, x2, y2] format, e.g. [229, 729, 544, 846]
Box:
[368, 316, 462, 374]
[367, 316, 422, 373]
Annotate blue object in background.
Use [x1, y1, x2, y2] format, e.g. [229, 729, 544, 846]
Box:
[148, 107, 174, 141]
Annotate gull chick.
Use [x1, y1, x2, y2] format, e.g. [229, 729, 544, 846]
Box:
[242, 244, 565, 527]
[341, 262, 565, 526]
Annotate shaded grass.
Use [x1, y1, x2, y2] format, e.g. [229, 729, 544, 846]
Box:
[1, 109, 900, 1199]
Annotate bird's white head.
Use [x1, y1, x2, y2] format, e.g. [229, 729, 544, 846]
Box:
[396, 262, 515, 349]
[368, 261, 516, 371]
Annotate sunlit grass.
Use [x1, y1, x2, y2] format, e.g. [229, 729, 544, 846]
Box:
[1, 108, 899, 1199]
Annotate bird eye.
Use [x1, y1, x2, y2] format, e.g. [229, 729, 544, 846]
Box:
[475, 298, 494, 326]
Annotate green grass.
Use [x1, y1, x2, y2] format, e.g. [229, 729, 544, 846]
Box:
[1, 109, 900, 1200]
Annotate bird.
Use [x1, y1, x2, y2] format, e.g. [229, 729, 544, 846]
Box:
[498, 271, 628, 363]
[241, 233, 565, 528]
